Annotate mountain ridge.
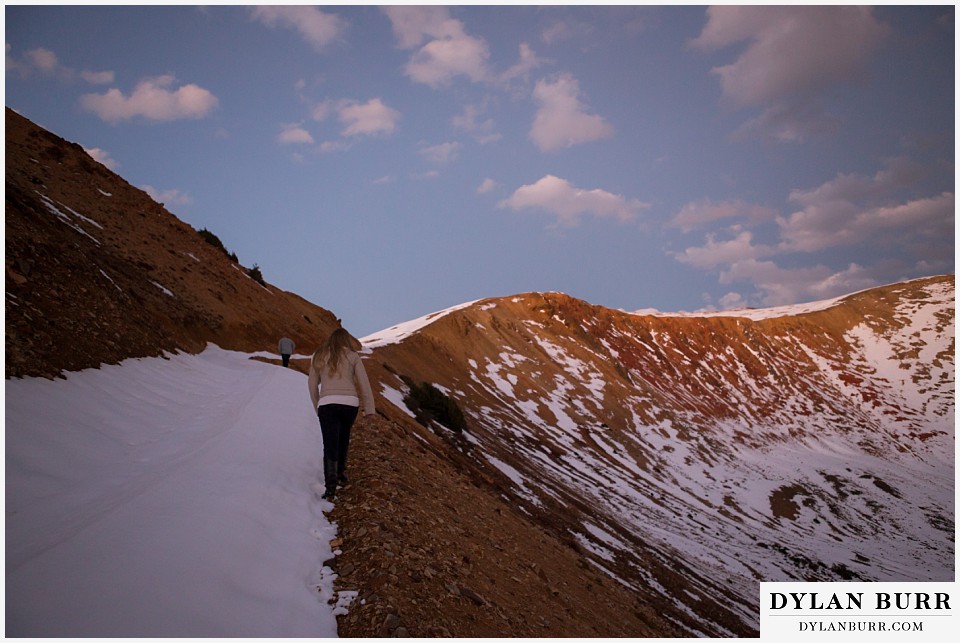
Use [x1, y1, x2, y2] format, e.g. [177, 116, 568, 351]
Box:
[357, 276, 953, 634]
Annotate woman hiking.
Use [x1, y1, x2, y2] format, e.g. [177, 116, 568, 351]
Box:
[308, 328, 375, 500]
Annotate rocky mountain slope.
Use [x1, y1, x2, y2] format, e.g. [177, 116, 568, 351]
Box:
[5, 107, 341, 379]
[6, 106, 953, 637]
[358, 276, 954, 635]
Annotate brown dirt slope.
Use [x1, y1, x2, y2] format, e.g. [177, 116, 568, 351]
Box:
[326, 412, 685, 637]
[5, 107, 341, 379]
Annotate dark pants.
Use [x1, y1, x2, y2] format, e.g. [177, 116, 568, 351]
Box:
[281, 353, 290, 367]
[317, 404, 358, 491]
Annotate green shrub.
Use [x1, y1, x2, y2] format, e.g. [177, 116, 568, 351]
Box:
[248, 263, 265, 286]
[404, 380, 466, 432]
[198, 227, 239, 263]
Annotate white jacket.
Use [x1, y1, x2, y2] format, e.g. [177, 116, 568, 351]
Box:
[308, 350, 375, 415]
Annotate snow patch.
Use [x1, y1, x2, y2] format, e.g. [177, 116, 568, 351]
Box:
[361, 299, 481, 349]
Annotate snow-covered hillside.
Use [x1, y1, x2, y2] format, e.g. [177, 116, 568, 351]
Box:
[5, 347, 352, 637]
[361, 276, 955, 635]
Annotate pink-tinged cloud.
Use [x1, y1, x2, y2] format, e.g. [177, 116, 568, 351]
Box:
[499, 175, 647, 227]
[692, 6, 890, 108]
[382, 6, 452, 49]
[404, 27, 490, 87]
[419, 141, 461, 165]
[26, 48, 58, 73]
[779, 192, 955, 254]
[670, 198, 777, 232]
[8, 46, 112, 84]
[383, 6, 491, 87]
[251, 6, 346, 51]
[529, 73, 613, 152]
[787, 157, 923, 207]
[141, 185, 193, 207]
[80, 69, 114, 85]
[278, 124, 314, 145]
[674, 230, 771, 269]
[384, 6, 541, 90]
[80, 75, 218, 123]
[719, 259, 881, 307]
[477, 178, 497, 194]
[337, 98, 400, 138]
[84, 147, 118, 171]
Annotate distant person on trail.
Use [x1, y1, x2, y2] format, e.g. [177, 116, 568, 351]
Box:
[278, 336, 295, 368]
[308, 327, 375, 500]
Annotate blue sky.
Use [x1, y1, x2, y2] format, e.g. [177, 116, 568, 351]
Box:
[5, 4, 955, 337]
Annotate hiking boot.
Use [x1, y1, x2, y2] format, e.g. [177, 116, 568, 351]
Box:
[321, 487, 336, 500]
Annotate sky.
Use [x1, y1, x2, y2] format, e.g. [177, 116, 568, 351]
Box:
[6, 346, 349, 637]
[4, 4, 955, 337]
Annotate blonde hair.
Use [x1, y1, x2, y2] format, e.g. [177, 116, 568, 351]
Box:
[311, 328, 355, 374]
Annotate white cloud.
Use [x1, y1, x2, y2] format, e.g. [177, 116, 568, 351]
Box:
[419, 141, 461, 165]
[142, 185, 193, 208]
[499, 43, 544, 85]
[251, 6, 346, 51]
[84, 147, 118, 170]
[731, 101, 840, 144]
[787, 157, 923, 207]
[337, 98, 400, 138]
[718, 291, 748, 310]
[692, 6, 890, 108]
[298, 98, 400, 151]
[692, 6, 890, 144]
[311, 101, 332, 122]
[670, 198, 776, 232]
[318, 140, 351, 153]
[7, 46, 113, 84]
[383, 7, 542, 92]
[383, 5, 491, 87]
[541, 20, 577, 45]
[778, 192, 955, 254]
[529, 73, 614, 152]
[80, 75, 218, 123]
[382, 6, 451, 49]
[777, 160, 950, 254]
[671, 158, 952, 310]
[80, 69, 114, 85]
[477, 178, 497, 194]
[405, 29, 490, 87]
[278, 124, 314, 145]
[719, 259, 880, 307]
[499, 175, 646, 227]
[25, 47, 59, 73]
[674, 230, 770, 269]
[453, 104, 500, 144]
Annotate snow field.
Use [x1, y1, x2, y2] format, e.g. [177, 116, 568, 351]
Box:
[6, 346, 347, 637]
